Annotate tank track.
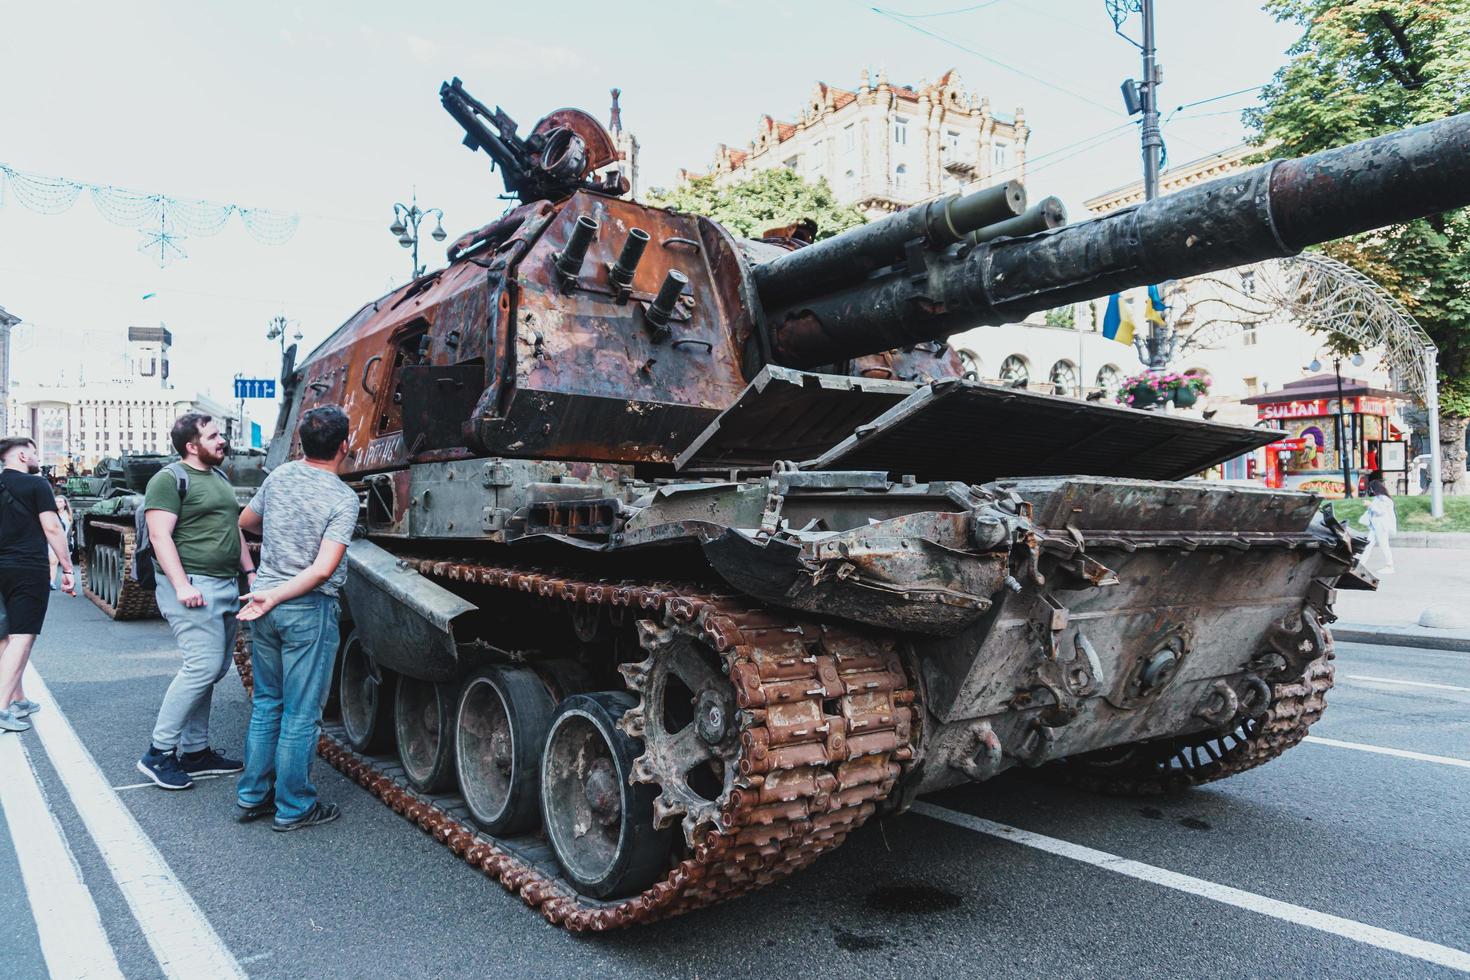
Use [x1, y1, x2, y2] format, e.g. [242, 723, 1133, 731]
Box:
[81, 520, 159, 621]
[1050, 639, 1335, 796]
[239, 559, 916, 931]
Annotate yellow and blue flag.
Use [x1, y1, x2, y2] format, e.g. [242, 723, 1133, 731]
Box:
[1101, 293, 1135, 345]
[1144, 284, 1169, 328]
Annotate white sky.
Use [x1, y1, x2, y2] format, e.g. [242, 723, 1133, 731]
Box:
[1, 0, 1300, 432]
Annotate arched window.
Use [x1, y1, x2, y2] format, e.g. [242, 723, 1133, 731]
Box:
[1048, 359, 1078, 396]
[894, 164, 908, 188]
[958, 349, 982, 380]
[1096, 364, 1122, 391]
[999, 355, 1029, 388]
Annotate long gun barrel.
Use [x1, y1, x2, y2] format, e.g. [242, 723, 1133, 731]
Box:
[758, 111, 1470, 368]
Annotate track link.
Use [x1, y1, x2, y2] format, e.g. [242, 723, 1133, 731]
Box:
[241, 559, 916, 931]
[81, 520, 159, 621]
[1051, 638, 1336, 796]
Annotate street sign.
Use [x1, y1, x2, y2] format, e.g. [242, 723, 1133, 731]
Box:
[234, 378, 276, 399]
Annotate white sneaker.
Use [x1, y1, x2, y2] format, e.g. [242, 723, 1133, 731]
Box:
[0, 709, 31, 733]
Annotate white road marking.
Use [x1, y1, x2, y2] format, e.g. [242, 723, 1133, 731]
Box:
[111, 773, 227, 793]
[1343, 674, 1470, 694]
[0, 734, 125, 980]
[23, 667, 246, 980]
[913, 802, 1470, 973]
[1303, 735, 1470, 769]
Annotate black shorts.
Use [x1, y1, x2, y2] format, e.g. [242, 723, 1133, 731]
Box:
[0, 565, 50, 635]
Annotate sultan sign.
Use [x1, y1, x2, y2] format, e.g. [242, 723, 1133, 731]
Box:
[1256, 396, 1389, 421]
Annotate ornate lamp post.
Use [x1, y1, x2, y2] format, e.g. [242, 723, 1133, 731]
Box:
[388, 193, 447, 279]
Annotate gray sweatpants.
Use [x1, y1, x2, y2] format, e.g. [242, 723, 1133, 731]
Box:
[151, 575, 240, 753]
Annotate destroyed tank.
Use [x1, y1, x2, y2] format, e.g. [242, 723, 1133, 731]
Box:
[266, 78, 1470, 930]
[80, 449, 268, 619]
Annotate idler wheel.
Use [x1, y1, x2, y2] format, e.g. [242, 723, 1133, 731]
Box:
[339, 631, 396, 754]
[395, 675, 458, 793]
[540, 692, 671, 899]
[455, 666, 556, 834]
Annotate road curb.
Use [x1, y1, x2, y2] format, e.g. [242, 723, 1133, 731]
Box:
[1333, 622, 1470, 652]
[1387, 533, 1470, 550]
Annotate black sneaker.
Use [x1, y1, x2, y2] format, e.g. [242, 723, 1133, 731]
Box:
[137, 746, 194, 790]
[272, 802, 341, 832]
[178, 748, 244, 777]
[236, 793, 277, 824]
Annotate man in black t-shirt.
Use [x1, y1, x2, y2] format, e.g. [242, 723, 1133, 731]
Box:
[0, 436, 76, 733]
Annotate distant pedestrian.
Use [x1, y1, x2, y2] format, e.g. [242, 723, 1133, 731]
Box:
[0, 436, 77, 733]
[49, 494, 73, 590]
[1358, 468, 1397, 575]
[136, 413, 255, 789]
[235, 406, 358, 831]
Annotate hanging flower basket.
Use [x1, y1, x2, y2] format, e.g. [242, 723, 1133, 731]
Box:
[1116, 370, 1210, 410]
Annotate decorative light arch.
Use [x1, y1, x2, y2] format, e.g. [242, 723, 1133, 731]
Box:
[1171, 252, 1443, 515]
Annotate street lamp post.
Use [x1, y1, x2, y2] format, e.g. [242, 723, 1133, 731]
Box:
[388, 193, 447, 279]
[1311, 352, 1365, 499]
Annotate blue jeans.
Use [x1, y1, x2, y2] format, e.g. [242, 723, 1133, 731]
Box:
[236, 592, 340, 823]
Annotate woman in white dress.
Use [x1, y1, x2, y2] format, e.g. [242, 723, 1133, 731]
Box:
[1357, 469, 1397, 575]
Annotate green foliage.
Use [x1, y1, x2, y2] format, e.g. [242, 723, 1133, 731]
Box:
[1246, 0, 1470, 415]
[1043, 306, 1076, 329]
[1330, 494, 1470, 532]
[647, 169, 867, 241]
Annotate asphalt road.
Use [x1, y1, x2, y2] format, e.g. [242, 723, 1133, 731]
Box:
[3, 595, 1468, 979]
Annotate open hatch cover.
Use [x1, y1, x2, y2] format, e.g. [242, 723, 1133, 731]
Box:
[675, 366, 917, 472]
[807, 378, 1283, 483]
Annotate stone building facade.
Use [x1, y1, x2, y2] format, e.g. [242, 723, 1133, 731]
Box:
[6, 325, 236, 472]
[0, 304, 17, 438]
[685, 69, 1029, 218]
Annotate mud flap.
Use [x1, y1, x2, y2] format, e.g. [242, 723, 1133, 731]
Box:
[342, 540, 477, 682]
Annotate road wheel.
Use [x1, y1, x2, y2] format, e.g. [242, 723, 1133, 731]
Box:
[541, 692, 671, 900]
[395, 675, 457, 793]
[454, 666, 556, 834]
[339, 631, 395, 754]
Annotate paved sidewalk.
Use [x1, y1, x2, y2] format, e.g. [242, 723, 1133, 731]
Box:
[1334, 547, 1470, 652]
[1383, 531, 1470, 550]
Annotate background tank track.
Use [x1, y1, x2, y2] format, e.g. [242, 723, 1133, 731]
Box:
[237, 559, 916, 931]
[81, 520, 160, 620]
[1048, 641, 1336, 796]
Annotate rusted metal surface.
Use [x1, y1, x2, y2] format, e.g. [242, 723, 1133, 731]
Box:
[79, 520, 159, 620]
[306, 560, 915, 931]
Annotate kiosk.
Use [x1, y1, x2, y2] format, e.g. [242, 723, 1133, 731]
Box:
[1242, 375, 1408, 497]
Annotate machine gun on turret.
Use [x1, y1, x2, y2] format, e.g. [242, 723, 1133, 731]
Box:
[440, 76, 627, 201]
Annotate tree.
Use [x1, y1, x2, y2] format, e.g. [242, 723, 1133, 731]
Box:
[1245, 0, 1470, 492]
[646, 168, 867, 241]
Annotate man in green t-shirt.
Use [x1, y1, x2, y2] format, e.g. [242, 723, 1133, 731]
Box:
[136, 413, 256, 790]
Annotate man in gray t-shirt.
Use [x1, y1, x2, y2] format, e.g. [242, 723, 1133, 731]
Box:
[234, 405, 359, 831]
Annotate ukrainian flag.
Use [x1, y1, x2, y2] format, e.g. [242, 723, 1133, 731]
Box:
[1101, 293, 1135, 345]
[1145, 284, 1169, 328]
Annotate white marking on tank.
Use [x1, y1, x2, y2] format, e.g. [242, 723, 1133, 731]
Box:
[0, 733, 125, 979]
[1303, 735, 1470, 769]
[913, 802, 1470, 973]
[23, 666, 246, 980]
[1342, 674, 1470, 694]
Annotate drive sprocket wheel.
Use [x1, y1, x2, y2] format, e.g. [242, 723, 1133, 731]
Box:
[617, 620, 741, 840]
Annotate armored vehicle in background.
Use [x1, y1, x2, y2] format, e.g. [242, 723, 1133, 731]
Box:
[79, 448, 268, 620]
[268, 79, 1470, 930]
[78, 453, 173, 619]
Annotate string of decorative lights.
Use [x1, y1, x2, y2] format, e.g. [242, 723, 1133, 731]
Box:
[0, 162, 300, 267]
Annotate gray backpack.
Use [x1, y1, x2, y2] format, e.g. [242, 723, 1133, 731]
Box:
[130, 462, 230, 589]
